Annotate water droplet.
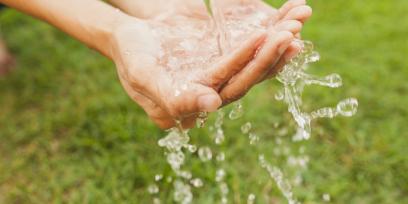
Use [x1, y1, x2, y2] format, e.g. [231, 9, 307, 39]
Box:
[178, 170, 192, 179]
[293, 174, 303, 186]
[311, 107, 337, 119]
[249, 132, 259, 145]
[302, 40, 314, 54]
[220, 181, 229, 196]
[214, 129, 225, 144]
[167, 152, 185, 170]
[240, 122, 252, 134]
[275, 90, 284, 101]
[336, 98, 358, 117]
[198, 146, 212, 162]
[173, 180, 193, 204]
[306, 51, 320, 63]
[325, 73, 342, 88]
[229, 101, 244, 120]
[322, 193, 331, 202]
[215, 169, 226, 182]
[155, 174, 163, 181]
[190, 178, 203, 188]
[187, 145, 197, 153]
[216, 152, 225, 162]
[153, 198, 161, 204]
[158, 130, 189, 152]
[196, 112, 208, 128]
[247, 194, 256, 204]
[148, 184, 159, 194]
[215, 110, 225, 128]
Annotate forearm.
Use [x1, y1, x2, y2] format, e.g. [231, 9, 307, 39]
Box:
[0, 0, 133, 58]
[109, 0, 176, 18]
[109, 0, 263, 19]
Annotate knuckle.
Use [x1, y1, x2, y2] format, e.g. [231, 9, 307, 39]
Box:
[204, 72, 224, 89]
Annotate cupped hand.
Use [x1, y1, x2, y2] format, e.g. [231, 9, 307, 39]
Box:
[110, 18, 266, 129]
[109, 0, 312, 129]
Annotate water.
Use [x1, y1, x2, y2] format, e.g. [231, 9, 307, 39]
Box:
[259, 154, 299, 204]
[247, 193, 256, 204]
[241, 122, 252, 134]
[157, 123, 196, 203]
[216, 152, 225, 162]
[198, 146, 213, 162]
[214, 110, 226, 144]
[148, 1, 358, 203]
[276, 40, 358, 140]
[148, 184, 159, 194]
[229, 100, 244, 120]
[190, 178, 204, 188]
[323, 193, 331, 202]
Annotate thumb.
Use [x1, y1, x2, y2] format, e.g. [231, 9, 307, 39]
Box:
[165, 83, 222, 118]
[196, 85, 222, 112]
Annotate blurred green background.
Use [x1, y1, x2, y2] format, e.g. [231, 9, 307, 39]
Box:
[0, 0, 407, 203]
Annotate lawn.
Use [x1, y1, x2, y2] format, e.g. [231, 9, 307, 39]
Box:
[0, 0, 407, 203]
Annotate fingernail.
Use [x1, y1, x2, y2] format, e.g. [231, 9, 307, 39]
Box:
[198, 94, 221, 112]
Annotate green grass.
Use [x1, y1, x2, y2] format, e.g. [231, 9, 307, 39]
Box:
[0, 0, 407, 203]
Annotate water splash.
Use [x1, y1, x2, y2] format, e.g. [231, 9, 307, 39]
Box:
[173, 180, 193, 204]
[149, 1, 358, 203]
[229, 100, 244, 120]
[157, 122, 196, 204]
[214, 110, 226, 144]
[259, 154, 299, 204]
[198, 146, 213, 162]
[276, 40, 358, 141]
[241, 122, 252, 134]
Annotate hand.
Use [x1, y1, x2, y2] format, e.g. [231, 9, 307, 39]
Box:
[198, 0, 314, 104]
[109, 0, 312, 129]
[110, 18, 266, 129]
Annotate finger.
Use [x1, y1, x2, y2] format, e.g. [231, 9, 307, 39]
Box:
[220, 31, 294, 105]
[275, 20, 303, 34]
[263, 41, 302, 81]
[295, 33, 301, 39]
[278, 0, 306, 17]
[204, 31, 266, 89]
[282, 5, 313, 23]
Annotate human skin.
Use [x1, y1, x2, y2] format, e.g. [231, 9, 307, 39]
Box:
[0, 0, 312, 129]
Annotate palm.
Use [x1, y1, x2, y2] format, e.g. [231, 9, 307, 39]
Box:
[112, 18, 263, 128]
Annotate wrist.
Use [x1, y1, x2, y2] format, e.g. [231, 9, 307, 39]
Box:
[110, 0, 179, 19]
[95, 10, 141, 60]
[106, 14, 147, 60]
